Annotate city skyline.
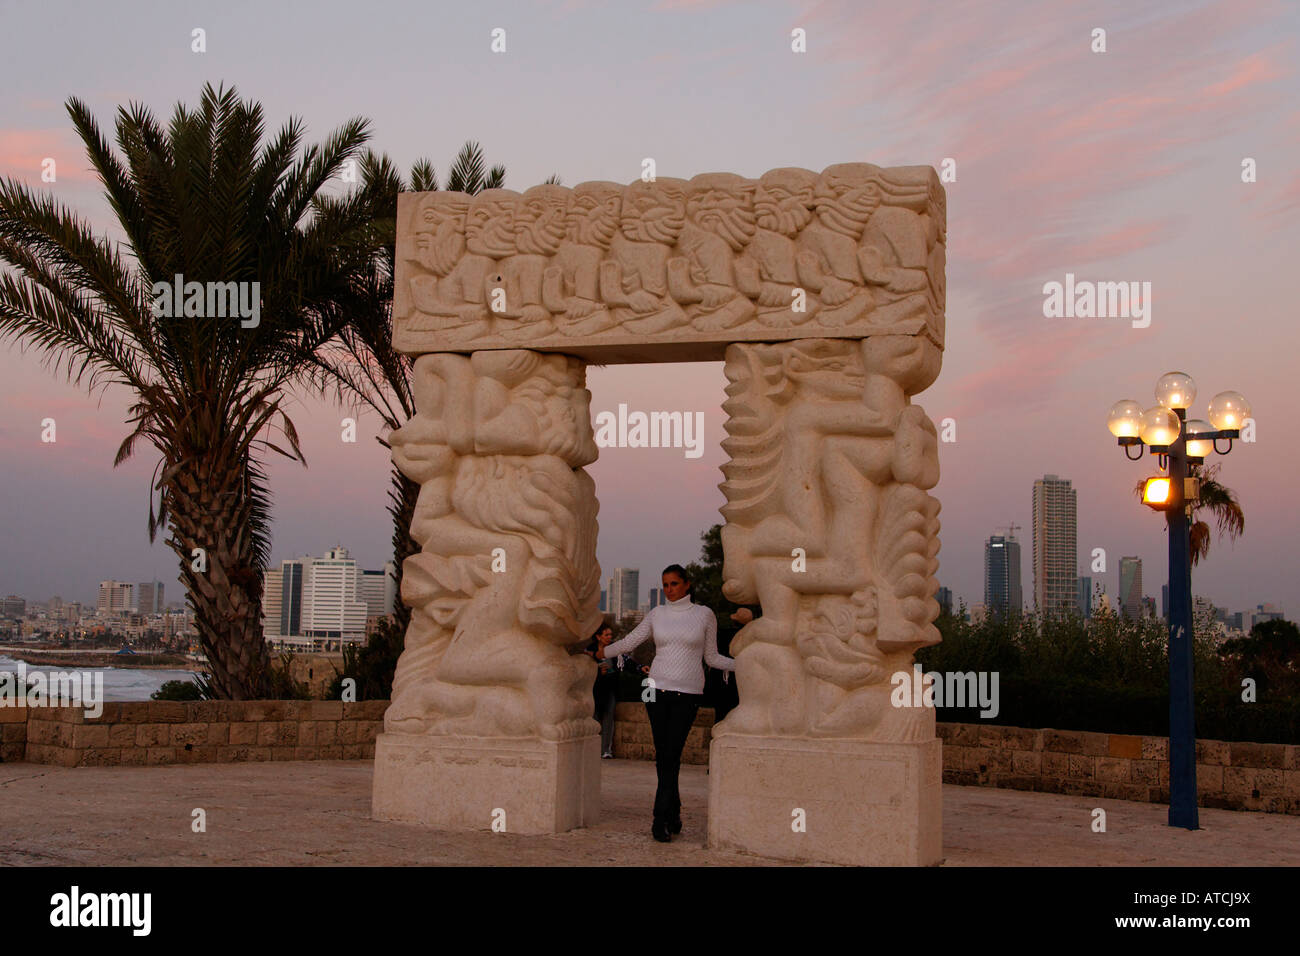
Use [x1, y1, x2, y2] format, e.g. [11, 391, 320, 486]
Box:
[1, 1, 1295, 622]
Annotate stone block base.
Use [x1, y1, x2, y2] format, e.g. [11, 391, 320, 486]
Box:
[708, 734, 942, 865]
[372, 732, 600, 835]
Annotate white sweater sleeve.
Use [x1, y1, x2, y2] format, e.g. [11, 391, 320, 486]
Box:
[702, 609, 735, 672]
[602, 608, 654, 658]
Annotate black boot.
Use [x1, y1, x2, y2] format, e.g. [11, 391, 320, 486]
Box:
[651, 820, 672, 843]
[669, 817, 683, 834]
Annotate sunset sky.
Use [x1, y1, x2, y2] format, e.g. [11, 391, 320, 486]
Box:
[1, 0, 1296, 618]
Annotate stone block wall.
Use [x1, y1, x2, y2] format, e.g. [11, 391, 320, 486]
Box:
[611, 702, 715, 764]
[11, 700, 386, 767]
[0, 702, 25, 762]
[939, 722, 1300, 815]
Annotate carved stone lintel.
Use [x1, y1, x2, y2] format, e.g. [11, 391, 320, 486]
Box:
[393, 164, 946, 361]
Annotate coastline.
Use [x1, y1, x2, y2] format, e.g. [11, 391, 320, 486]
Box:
[0, 646, 202, 670]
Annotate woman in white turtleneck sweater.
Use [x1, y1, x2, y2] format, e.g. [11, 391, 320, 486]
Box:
[597, 564, 734, 842]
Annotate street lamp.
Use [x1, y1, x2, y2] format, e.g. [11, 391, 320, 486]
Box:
[1106, 372, 1252, 831]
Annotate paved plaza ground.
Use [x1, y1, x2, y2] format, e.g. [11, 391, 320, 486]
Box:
[2, 758, 1297, 866]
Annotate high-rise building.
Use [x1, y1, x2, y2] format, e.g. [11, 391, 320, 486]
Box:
[1141, 596, 1157, 619]
[263, 567, 284, 639]
[1076, 576, 1092, 620]
[599, 589, 607, 612]
[1118, 557, 1143, 620]
[279, 560, 305, 638]
[0, 595, 25, 619]
[97, 581, 134, 617]
[649, 587, 661, 609]
[135, 580, 164, 615]
[936, 586, 953, 616]
[983, 534, 1022, 614]
[301, 546, 368, 641]
[263, 549, 394, 647]
[608, 568, 639, 620]
[357, 563, 397, 619]
[1032, 475, 1077, 615]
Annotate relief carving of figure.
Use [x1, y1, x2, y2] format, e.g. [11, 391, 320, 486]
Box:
[669, 173, 757, 332]
[855, 169, 943, 337]
[599, 178, 689, 335]
[385, 351, 602, 740]
[795, 164, 879, 328]
[545, 181, 622, 337]
[735, 167, 821, 327]
[399, 192, 489, 335]
[714, 336, 943, 740]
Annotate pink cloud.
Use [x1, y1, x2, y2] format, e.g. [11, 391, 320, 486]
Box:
[0, 128, 96, 185]
[1201, 51, 1286, 97]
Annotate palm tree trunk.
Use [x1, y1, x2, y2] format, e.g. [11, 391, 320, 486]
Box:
[165, 457, 274, 700]
[389, 465, 420, 638]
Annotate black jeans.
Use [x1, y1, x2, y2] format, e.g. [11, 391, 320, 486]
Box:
[645, 690, 702, 825]
[593, 674, 618, 754]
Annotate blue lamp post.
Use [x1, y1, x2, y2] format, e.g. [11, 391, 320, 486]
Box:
[1107, 373, 1252, 830]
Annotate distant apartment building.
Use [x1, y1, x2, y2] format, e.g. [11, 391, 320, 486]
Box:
[599, 589, 607, 612]
[357, 565, 398, 620]
[97, 581, 134, 617]
[1250, 603, 1284, 630]
[936, 586, 953, 616]
[1076, 575, 1092, 620]
[649, 587, 661, 609]
[984, 534, 1022, 614]
[1032, 475, 1077, 615]
[1119, 557, 1143, 620]
[608, 568, 640, 621]
[0, 595, 25, 619]
[262, 548, 392, 650]
[135, 580, 165, 615]
[1141, 596, 1157, 619]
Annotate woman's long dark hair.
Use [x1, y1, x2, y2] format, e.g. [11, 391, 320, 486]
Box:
[661, 564, 692, 595]
[591, 613, 615, 642]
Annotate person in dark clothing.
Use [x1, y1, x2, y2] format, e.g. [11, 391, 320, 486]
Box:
[584, 619, 619, 758]
[708, 605, 758, 721]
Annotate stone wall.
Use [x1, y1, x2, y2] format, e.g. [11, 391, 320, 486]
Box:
[611, 702, 715, 765]
[8, 701, 385, 767]
[939, 722, 1300, 815]
[0, 702, 25, 762]
[5, 701, 1296, 815]
[286, 653, 345, 699]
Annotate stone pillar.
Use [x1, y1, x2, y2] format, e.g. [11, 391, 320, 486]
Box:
[708, 335, 945, 865]
[371, 350, 604, 834]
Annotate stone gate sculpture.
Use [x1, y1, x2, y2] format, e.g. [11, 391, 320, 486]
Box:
[372, 162, 947, 864]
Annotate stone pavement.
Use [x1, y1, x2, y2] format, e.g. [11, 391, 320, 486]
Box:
[2, 759, 1296, 866]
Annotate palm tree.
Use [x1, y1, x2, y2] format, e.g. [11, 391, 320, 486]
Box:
[306, 142, 515, 639]
[0, 84, 376, 698]
[1133, 462, 1244, 566]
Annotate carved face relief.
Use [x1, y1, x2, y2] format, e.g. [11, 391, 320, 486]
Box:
[755, 168, 817, 237]
[410, 194, 469, 275]
[784, 340, 867, 400]
[517, 185, 570, 256]
[813, 164, 882, 239]
[619, 179, 686, 244]
[465, 189, 522, 258]
[566, 182, 621, 249]
[686, 174, 756, 253]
